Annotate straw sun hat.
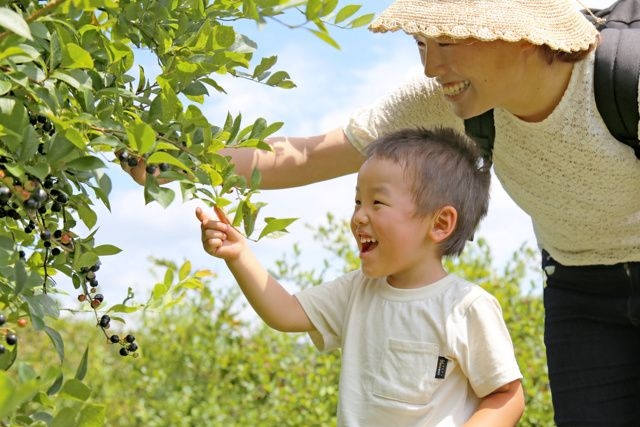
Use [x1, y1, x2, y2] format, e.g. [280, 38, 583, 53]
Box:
[369, 0, 600, 52]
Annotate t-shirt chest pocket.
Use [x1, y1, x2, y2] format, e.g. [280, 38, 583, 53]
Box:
[372, 338, 453, 405]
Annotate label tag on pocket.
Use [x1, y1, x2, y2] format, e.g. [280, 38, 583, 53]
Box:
[435, 356, 449, 379]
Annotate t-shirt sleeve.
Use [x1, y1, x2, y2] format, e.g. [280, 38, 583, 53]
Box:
[455, 292, 523, 398]
[343, 72, 465, 153]
[294, 271, 360, 352]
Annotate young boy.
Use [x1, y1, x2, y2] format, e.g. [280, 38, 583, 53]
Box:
[196, 127, 524, 426]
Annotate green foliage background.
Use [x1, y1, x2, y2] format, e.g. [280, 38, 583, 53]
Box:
[14, 216, 551, 426]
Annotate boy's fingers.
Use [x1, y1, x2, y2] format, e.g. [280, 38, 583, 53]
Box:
[213, 205, 231, 225]
[195, 207, 206, 223]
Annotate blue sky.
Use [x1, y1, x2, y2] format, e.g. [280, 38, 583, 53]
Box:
[65, 0, 614, 307]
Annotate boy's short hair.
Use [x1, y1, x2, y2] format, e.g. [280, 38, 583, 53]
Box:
[364, 127, 491, 256]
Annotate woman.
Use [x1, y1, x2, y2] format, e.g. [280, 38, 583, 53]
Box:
[125, 1, 640, 424]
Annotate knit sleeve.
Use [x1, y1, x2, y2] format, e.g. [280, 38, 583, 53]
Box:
[343, 73, 465, 153]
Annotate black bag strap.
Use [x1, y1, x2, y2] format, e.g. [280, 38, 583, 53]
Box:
[464, 110, 494, 162]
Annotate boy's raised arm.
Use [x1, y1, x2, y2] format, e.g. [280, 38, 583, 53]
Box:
[196, 207, 315, 333]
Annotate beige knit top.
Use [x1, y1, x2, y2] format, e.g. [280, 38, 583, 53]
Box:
[344, 51, 640, 266]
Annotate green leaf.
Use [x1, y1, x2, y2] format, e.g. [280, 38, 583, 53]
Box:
[348, 13, 376, 28]
[60, 378, 91, 401]
[77, 403, 106, 427]
[258, 217, 298, 240]
[0, 8, 32, 40]
[144, 178, 175, 208]
[0, 80, 11, 96]
[52, 406, 78, 426]
[75, 251, 99, 271]
[146, 152, 192, 176]
[61, 43, 94, 69]
[178, 260, 191, 281]
[126, 121, 156, 154]
[76, 199, 98, 229]
[44, 326, 65, 363]
[75, 347, 89, 381]
[107, 303, 140, 314]
[66, 155, 106, 171]
[93, 244, 122, 256]
[335, 5, 361, 23]
[13, 259, 27, 294]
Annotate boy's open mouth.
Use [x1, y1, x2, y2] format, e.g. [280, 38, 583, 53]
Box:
[360, 238, 378, 253]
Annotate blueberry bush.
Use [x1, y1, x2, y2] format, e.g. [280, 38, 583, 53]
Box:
[0, 1, 373, 424]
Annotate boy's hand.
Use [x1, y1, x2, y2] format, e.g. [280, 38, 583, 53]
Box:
[196, 206, 245, 261]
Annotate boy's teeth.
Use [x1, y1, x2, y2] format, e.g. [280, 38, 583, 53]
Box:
[442, 81, 470, 96]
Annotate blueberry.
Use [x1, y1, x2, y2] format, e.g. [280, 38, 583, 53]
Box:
[99, 314, 110, 328]
[0, 186, 12, 203]
[5, 333, 17, 346]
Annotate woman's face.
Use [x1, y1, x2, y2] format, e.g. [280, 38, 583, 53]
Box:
[415, 34, 531, 119]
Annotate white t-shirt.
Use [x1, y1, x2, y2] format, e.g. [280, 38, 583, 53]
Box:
[344, 51, 640, 266]
[295, 270, 522, 427]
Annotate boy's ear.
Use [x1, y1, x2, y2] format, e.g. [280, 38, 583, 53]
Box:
[429, 205, 457, 243]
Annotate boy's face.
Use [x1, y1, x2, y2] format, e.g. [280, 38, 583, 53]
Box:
[350, 156, 439, 288]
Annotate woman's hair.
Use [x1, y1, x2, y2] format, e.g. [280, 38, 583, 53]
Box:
[539, 39, 599, 64]
[364, 127, 491, 257]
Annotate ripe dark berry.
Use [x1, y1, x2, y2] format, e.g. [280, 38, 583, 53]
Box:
[145, 164, 157, 174]
[99, 314, 110, 328]
[0, 313, 5, 326]
[31, 188, 48, 202]
[94, 293, 104, 303]
[51, 247, 61, 256]
[55, 192, 68, 204]
[18, 250, 25, 259]
[0, 186, 10, 203]
[50, 202, 62, 212]
[125, 334, 135, 343]
[119, 347, 129, 356]
[127, 342, 138, 352]
[109, 334, 120, 343]
[40, 230, 51, 241]
[23, 198, 38, 210]
[43, 241, 52, 248]
[0, 345, 4, 354]
[89, 278, 98, 287]
[117, 151, 129, 162]
[159, 163, 170, 172]
[6, 333, 17, 346]
[127, 157, 139, 167]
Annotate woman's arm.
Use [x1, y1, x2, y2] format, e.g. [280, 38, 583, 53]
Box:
[222, 127, 364, 189]
[124, 127, 364, 189]
[464, 379, 525, 427]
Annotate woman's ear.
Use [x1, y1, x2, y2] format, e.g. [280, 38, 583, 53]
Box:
[429, 205, 457, 243]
